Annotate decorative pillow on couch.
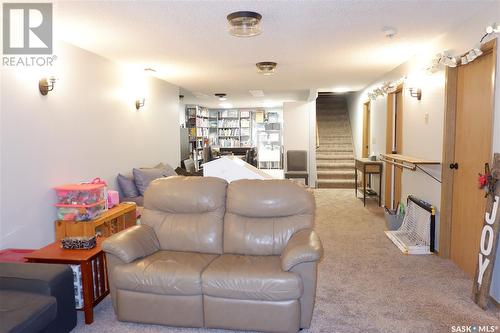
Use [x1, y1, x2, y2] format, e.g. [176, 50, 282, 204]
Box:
[117, 173, 139, 198]
[133, 165, 176, 195]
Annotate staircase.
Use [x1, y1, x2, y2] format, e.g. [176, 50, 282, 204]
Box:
[316, 94, 357, 188]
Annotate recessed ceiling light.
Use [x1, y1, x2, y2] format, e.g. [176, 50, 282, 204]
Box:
[215, 93, 227, 101]
[256, 62, 277, 75]
[227, 11, 262, 37]
[249, 90, 265, 97]
[193, 92, 209, 99]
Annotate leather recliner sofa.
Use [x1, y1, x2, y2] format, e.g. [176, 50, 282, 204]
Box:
[102, 176, 323, 333]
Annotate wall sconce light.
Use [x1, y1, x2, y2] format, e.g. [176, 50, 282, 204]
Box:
[39, 76, 57, 95]
[135, 98, 145, 110]
[409, 88, 422, 100]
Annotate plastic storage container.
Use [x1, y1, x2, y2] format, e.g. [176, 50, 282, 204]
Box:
[55, 183, 106, 206]
[56, 201, 106, 221]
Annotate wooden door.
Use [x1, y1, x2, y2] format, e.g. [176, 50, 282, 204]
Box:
[362, 102, 371, 158]
[384, 88, 403, 209]
[450, 47, 495, 276]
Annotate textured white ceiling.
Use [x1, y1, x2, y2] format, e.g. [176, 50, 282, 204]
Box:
[54, 0, 493, 107]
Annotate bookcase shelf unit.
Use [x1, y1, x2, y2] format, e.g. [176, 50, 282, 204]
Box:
[185, 106, 282, 169]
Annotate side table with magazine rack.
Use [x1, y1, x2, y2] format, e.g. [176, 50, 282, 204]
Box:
[25, 238, 108, 324]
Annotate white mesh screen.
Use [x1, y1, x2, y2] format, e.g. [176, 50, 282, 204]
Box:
[385, 199, 432, 255]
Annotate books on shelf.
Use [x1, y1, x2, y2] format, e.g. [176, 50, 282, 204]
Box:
[196, 117, 209, 127]
[219, 138, 240, 147]
[218, 128, 240, 137]
[219, 110, 238, 118]
[196, 107, 209, 118]
[240, 111, 250, 118]
[218, 119, 239, 128]
[197, 128, 209, 137]
[240, 119, 250, 128]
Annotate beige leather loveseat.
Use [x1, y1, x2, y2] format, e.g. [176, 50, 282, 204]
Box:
[102, 176, 323, 333]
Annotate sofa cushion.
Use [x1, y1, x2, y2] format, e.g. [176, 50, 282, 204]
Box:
[202, 254, 303, 301]
[117, 173, 139, 198]
[114, 251, 217, 296]
[142, 176, 227, 254]
[133, 165, 176, 196]
[224, 180, 315, 255]
[0, 290, 57, 333]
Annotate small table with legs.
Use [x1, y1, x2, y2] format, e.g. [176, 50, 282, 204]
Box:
[25, 237, 109, 324]
[354, 158, 383, 206]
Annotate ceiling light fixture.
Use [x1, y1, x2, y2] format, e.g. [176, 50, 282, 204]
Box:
[382, 26, 397, 39]
[227, 11, 262, 37]
[256, 62, 277, 75]
[215, 93, 227, 101]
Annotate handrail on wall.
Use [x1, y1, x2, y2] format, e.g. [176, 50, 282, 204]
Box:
[379, 153, 442, 183]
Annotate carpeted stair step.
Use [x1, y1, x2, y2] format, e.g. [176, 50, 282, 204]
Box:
[316, 154, 354, 160]
[317, 170, 355, 179]
[316, 159, 354, 170]
[317, 179, 359, 189]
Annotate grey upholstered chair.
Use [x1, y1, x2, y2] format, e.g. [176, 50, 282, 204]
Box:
[285, 150, 309, 185]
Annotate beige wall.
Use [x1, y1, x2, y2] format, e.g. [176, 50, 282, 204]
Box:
[347, 2, 500, 301]
[0, 41, 180, 249]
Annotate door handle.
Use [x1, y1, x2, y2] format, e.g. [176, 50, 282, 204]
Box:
[449, 163, 459, 170]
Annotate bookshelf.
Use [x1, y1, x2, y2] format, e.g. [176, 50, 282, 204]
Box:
[186, 105, 210, 169]
[185, 106, 282, 169]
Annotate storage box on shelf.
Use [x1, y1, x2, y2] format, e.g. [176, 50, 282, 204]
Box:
[55, 183, 107, 221]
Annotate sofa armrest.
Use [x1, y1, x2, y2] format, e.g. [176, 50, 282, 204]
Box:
[0, 262, 77, 333]
[281, 229, 323, 271]
[102, 224, 159, 263]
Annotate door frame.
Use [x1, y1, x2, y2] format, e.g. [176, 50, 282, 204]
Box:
[384, 84, 404, 209]
[439, 38, 497, 258]
[362, 101, 371, 158]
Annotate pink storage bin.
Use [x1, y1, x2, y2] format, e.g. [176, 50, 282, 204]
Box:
[107, 190, 119, 209]
[56, 200, 106, 221]
[54, 183, 105, 206]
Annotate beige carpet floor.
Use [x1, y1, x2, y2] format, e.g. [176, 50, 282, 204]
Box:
[72, 189, 500, 333]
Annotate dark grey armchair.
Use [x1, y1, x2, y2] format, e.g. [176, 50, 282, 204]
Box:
[0, 262, 77, 333]
[285, 150, 309, 185]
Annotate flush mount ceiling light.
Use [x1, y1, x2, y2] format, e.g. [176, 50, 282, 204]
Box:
[227, 11, 262, 37]
[215, 93, 227, 101]
[256, 62, 277, 75]
[382, 26, 397, 39]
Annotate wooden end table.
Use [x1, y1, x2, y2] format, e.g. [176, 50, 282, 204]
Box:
[355, 158, 383, 207]
[25, 238, 109, 324]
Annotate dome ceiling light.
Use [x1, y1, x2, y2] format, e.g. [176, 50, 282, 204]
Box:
[256, 62, 277, 75]
[215, 93, 227, 101]
[227, 11, 262, 37]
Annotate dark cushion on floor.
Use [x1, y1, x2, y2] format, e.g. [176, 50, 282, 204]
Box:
[0, 290, 57, 333]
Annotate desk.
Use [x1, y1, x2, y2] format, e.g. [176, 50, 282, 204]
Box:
[355, 159, 383, 206]
[25, 238, 108, 324]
